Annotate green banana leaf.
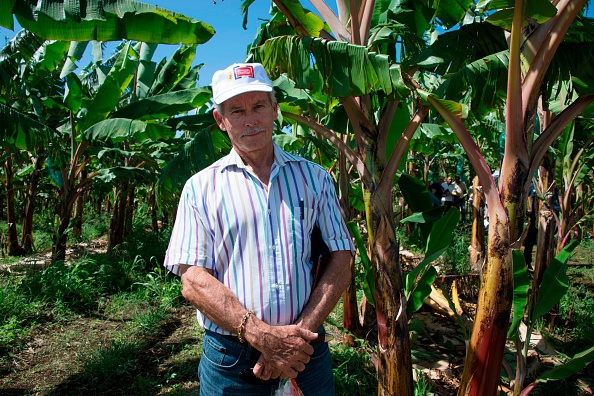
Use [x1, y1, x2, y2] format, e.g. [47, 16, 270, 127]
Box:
[346, 221, 375, 307]
[157, 127, 231, 210]
[572, 77, 594, 95]
[150, 44, 198, 96]
[82, 119, 174, 144]
[535, 345, 594, 384]
[94, 166, 152, 185]
[532, 241, 579, 320]
[406, 265, 437, 315]
[398, 173, 444, 242]
[60, 41, 88, 79]
[0, 103, 54, 151]
[481, 0, 558, 29]
[112, 88, 212, 120]
[253, 36, 410, 99]
[3, 0, 214, 45]
[79, 42, 138, 131]
[404, 208, 459, 297]
[507, 249, 530, 339]
[64, 74, 83, 113]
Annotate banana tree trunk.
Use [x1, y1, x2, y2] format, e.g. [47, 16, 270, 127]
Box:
[108, 181, 135, 251]
[21, 155, 44, 253]
[124, 186, 135, 235]
[366, 189, 413, 396]
[531, 206, 556, 311]
[469, 176, 485, 273]
[108, 185, 127, 251]
[148, 188, 159, 233]
[343, 253, 363, 345]
[53, 185, 79, 261]
[338, 150, 362, 345]
[458, 212, 512, 396]
[72, 190, 85, 238]
[4, 155, 26, 256]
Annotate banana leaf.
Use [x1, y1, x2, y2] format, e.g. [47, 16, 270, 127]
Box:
[507, 250, 530, 339]
[531, 241, 579, 320]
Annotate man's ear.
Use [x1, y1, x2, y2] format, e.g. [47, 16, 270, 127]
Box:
[213, 109, 225, 131]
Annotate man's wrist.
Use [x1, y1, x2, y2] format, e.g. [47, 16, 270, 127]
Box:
[236, 310, 254, 343]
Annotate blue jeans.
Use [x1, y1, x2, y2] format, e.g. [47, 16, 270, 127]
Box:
[198, 329, 335, 396]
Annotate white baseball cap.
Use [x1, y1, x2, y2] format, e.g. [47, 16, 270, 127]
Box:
[211, 63, 273, 105]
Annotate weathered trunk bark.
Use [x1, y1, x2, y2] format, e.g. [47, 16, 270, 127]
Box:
[148, 188, 159, 233]
[4, 155, 26, 256]
[523, 185, 538, 268]
[367, 193, 413, 396]
[573, 183, 583, 242]
[337, 150, 362, 346]
[531, 207, 556, 309]
[459, 149, 525, 396]
[469, 176, 485, 273]
[124, 186, 135, 235]
[343, 253, 363, 345]
[53, 209, 70, 262]
[458, 214, 512, 396]
[106, 191, 113, 213]
[21, 155, 44, 253]
[72, 190, 85, 237]
[108, 185, 128, 251]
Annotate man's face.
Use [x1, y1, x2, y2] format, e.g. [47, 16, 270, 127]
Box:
[447, 176, 452, 184]
[213, 91, 278, 157]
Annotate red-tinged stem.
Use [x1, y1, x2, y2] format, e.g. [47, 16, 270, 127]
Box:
[504, 0, 529, 171]
[359, 0, 376, 46]
[349, 0, 361, 45]
[426, 96, 505, 219]
[281, 111, 370, 181]
[519, 382, 537, 396]
[308, 0, 351, 41]
[529, 95, 594, 178]
[522, 0, 587, 113]
[458, 215, 513, 396]
[376, 106, 427, 198]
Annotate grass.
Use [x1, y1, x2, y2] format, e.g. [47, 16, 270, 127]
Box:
[2, 214, 594, 395]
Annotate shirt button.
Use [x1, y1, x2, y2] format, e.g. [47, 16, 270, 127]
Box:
[271, 246, 276, 250]
[267, 209, 272, 214]
[272, 284, 280, 289]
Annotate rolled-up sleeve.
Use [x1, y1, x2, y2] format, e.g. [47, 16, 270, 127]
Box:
[164, 178, 215, 276]
[316, 173, 355, 255]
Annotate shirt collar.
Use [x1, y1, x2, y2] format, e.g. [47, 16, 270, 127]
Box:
[218, 142, 303, 172]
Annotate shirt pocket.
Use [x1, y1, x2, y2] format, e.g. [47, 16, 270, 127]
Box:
[287, 205, 314, 264]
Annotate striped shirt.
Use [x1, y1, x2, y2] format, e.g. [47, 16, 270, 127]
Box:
[164, 143, 354, 335]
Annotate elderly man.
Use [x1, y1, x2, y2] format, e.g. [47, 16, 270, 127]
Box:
[163, 63, 354, 395]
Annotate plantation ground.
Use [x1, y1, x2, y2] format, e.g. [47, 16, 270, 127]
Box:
[1, 234, 593, 395]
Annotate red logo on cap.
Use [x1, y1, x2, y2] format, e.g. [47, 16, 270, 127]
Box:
[233, 66, 254, 79]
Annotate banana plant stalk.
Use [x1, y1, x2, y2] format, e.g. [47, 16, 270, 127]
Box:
[427, 0, 593, 393]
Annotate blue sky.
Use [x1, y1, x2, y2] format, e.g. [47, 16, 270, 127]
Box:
[142, 0, 275, 84]
[0, 1, 277, 85]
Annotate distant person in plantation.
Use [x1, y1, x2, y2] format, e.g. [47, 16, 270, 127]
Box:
[452, 175, 468, 221]
[441, 175, 454, 210]
[163, 63, 354, 396]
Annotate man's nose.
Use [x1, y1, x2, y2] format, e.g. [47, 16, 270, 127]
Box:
[244, 111, 258, 126]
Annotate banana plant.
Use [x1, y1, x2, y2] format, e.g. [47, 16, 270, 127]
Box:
[0, 0, 216, 260]
[422, 0, 594, 394]
[550, 116, 594, 253]
[0, 31, 70, 255]
[505, 241, 594, 395]
[78, 41, 216, 250]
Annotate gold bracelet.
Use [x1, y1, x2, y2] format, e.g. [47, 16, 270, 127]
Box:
[236, 310, 254, 343]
